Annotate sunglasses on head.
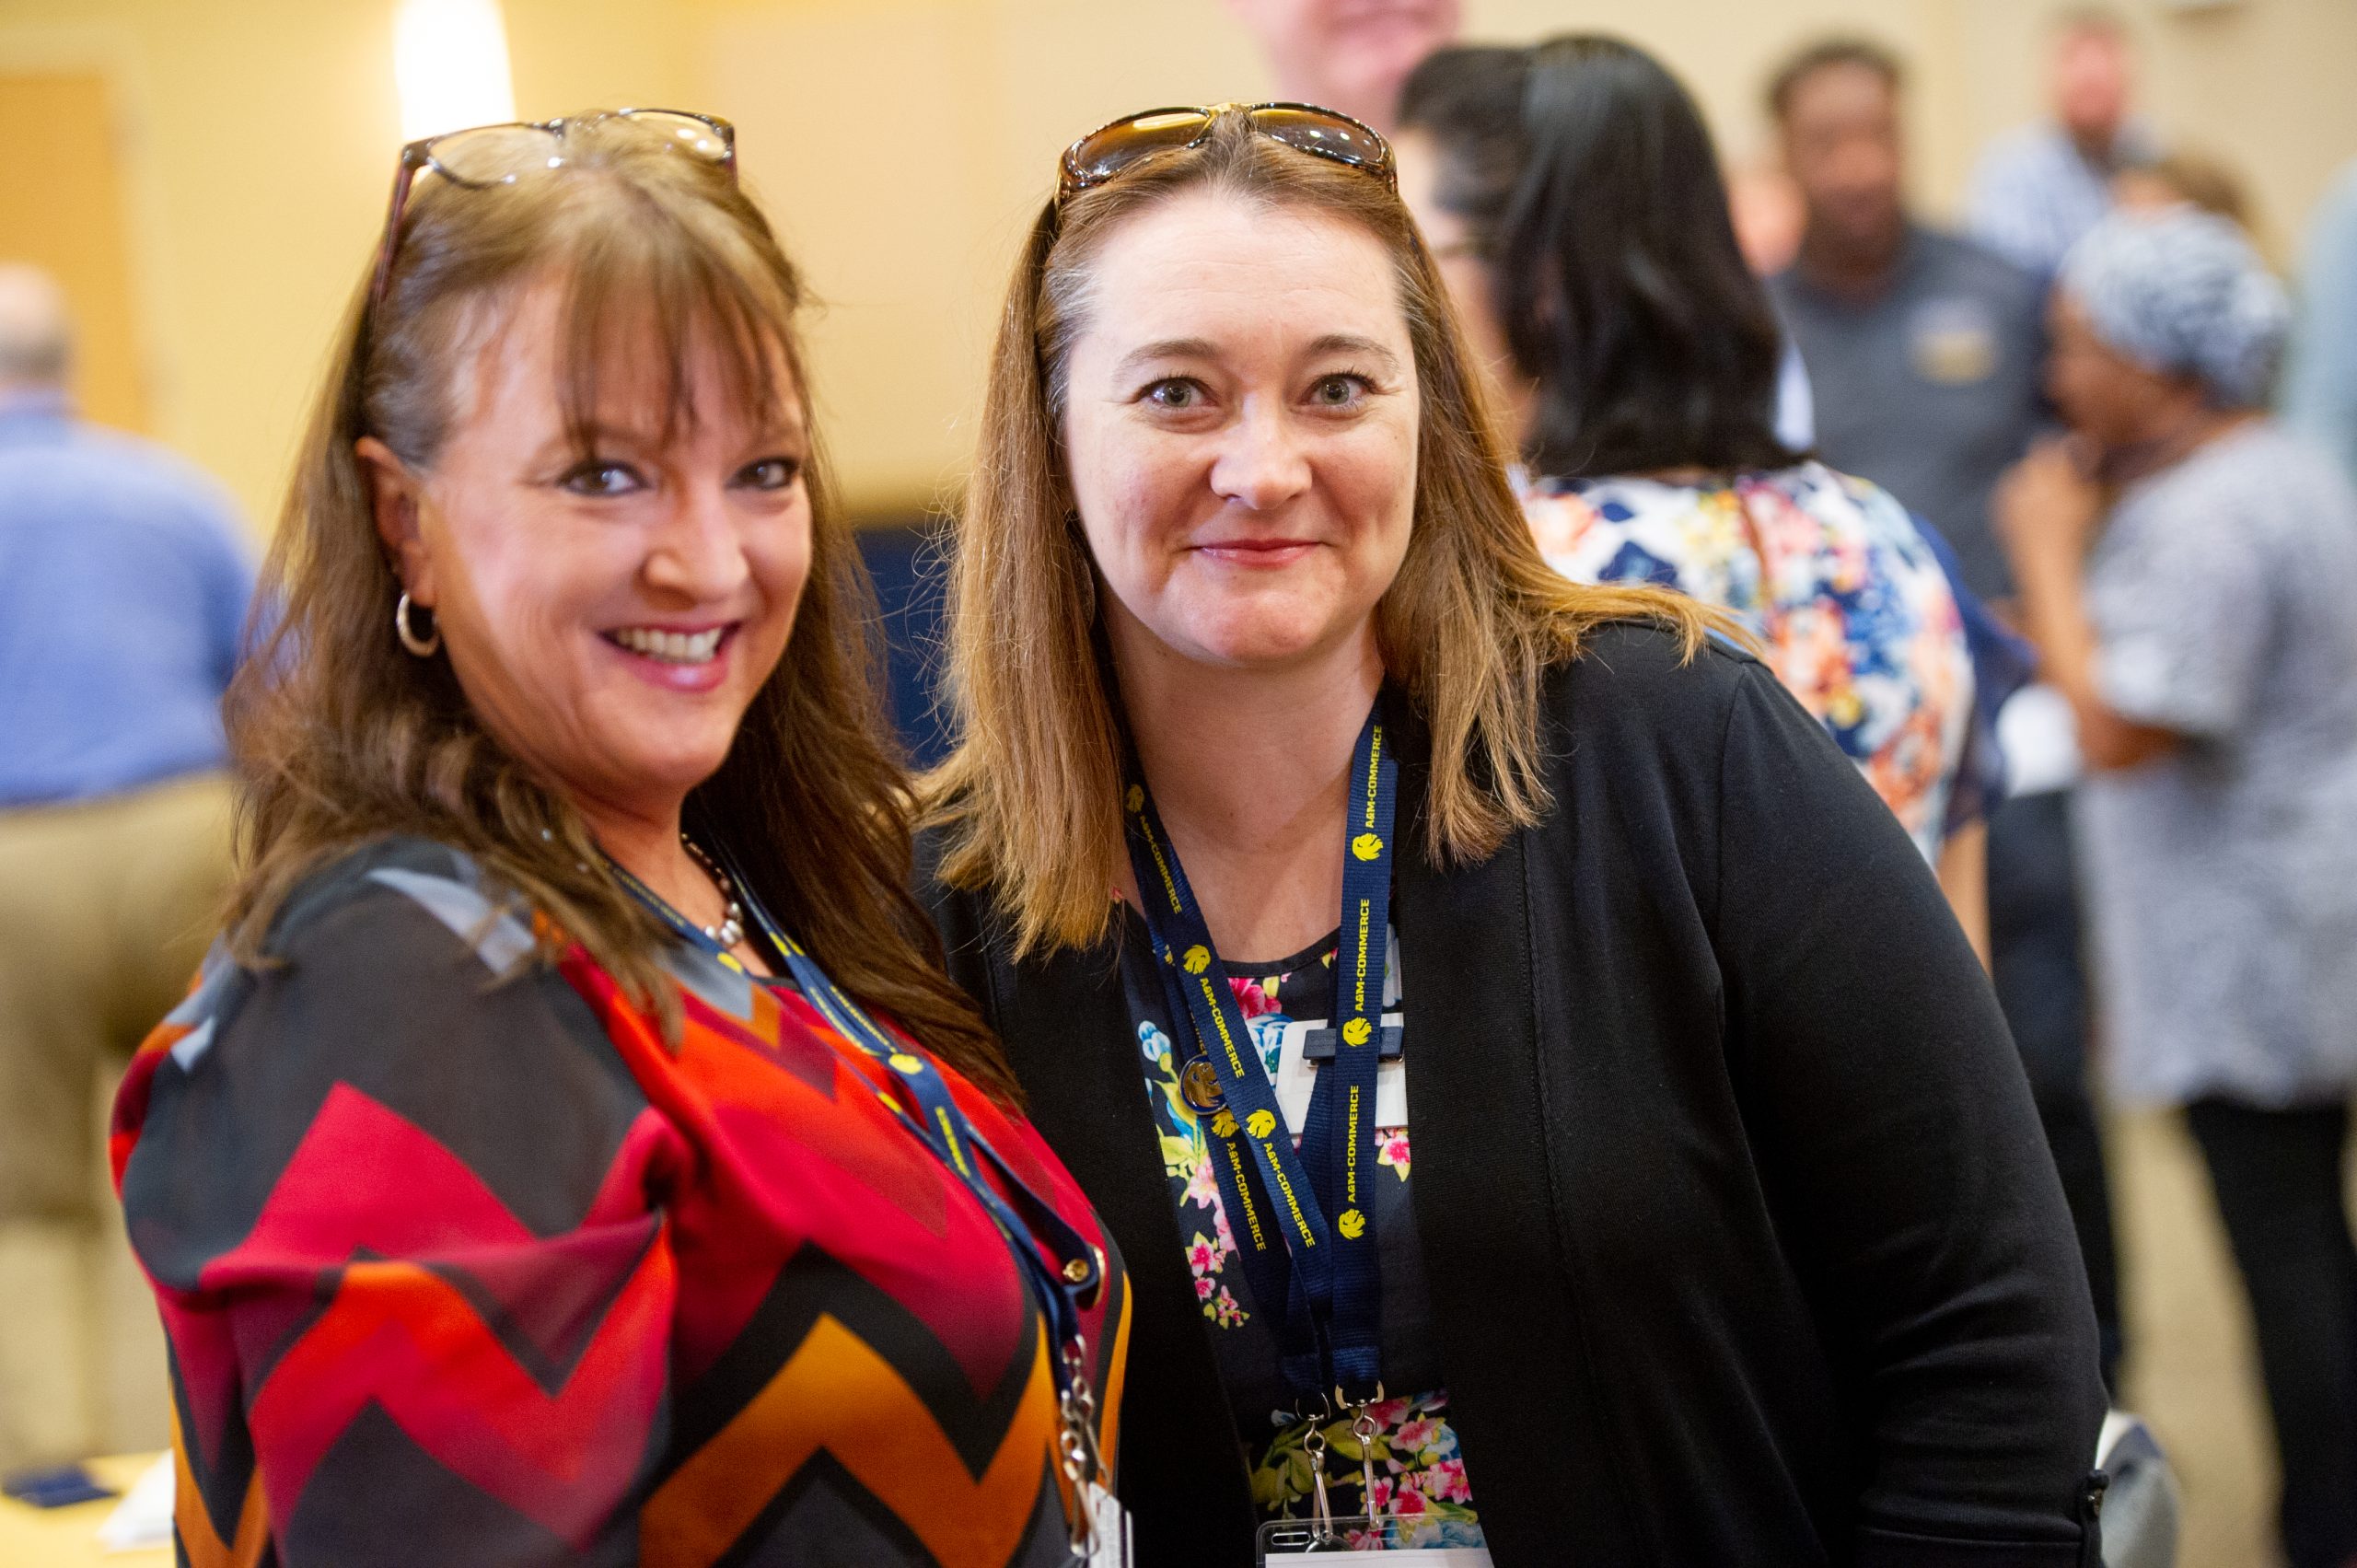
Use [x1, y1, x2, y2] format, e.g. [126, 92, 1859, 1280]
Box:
[1058, 101, 1396, 208]
[368, 108, 736, 312]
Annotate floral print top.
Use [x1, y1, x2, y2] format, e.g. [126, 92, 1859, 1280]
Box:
[1523, 460, 1973, 862]
[1115, 912, 1483, 1549]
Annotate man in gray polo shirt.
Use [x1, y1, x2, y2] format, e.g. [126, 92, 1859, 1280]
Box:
[1766, 38, 2045, 601]
[1766, 37, 2124, 1390]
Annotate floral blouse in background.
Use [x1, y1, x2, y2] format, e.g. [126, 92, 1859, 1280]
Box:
[1114, 912, 1483, 1550]
[1523, 460, 1973, 860]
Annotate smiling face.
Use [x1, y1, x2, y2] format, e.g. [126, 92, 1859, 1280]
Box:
[1059, 190, 1419, 680]
[366, 277, 813, 830]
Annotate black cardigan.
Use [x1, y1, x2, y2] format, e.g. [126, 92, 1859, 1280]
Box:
[919, 624, 2107, 1567]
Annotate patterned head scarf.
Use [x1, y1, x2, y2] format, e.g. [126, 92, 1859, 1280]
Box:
[2059, 205, 2290, 408]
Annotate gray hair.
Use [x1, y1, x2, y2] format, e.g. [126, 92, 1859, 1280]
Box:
[0, 263, 72, 385]
[2060, 206, 2288, 408]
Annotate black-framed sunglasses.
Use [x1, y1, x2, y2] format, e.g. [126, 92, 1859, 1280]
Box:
[367, 108, 736, 310]
[1058, 101, 1395, 207]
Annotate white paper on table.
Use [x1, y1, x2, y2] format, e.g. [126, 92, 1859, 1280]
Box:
[97, 1452, 172, 1551]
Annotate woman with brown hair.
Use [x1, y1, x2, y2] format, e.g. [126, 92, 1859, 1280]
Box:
[110, 111, 1125, 1567]
[920, 105, 2107, 1565]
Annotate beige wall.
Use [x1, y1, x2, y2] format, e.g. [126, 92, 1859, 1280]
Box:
[1, 0, 2351, 527]
[0, 0, 692, 534]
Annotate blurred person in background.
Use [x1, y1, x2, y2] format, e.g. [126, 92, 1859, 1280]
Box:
[1767, 35, 2127, 1393]
[922, 101, 2107, 1567]
[1727, 157, 1806, 278]
[2283, 157, 2357, 486]
[110, 111, 1123, 1563]
[2112, 150, 2257, 235]
[1395, 37, 1996, 942]
[1769, 38, 2045, 603]
[1998, 206, 2357, 1568]
[0, 261, 252, 1472]
[1967, 8, 2160, 287]
[1222, 0, 1459, 134]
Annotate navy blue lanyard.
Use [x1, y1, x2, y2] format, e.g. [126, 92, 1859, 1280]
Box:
[606, 852, 1106, 1377]
[1122, 701, 1396, 1408]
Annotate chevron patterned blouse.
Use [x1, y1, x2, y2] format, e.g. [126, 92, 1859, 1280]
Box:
[110, 836, 1127, 1567]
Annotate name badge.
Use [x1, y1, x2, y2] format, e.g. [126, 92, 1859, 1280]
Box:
[1909, 297, 1999, 386]
[1259, 1013, 1409, 1135]
[1260, 1517, 1492, 1565]
[1081, 1481, 1132, 1567]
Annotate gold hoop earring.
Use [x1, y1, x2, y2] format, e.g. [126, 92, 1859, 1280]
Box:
[394, 590, 441, 656]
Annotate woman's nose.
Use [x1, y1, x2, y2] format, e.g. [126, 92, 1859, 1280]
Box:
[643, 482, 750, 599]
[1208, 403, 1313, 513]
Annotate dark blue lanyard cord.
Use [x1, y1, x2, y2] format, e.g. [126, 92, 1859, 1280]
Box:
[1122, 701, 1396, 1408]
[605, 853, 1104, 1376]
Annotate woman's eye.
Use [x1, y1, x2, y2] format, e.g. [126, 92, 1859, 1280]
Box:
[737, 456, 802, 491]
[1144, 379, 1205, 411]
[1308, 374, 1371, 408]
[559, 461, 644, 497]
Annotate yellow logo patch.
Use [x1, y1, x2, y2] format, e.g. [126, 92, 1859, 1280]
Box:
[1246, 1109, 1277, 1141]
[887, 1052, 924, 1074]
[1181, 945, 1212, 975]
[1350, 832, 1385, 862]
[1125, 784, 1144, 814]
[1211, 1109, 1239, 1139]
[1341, 1017, 1373, 1048]
[1337, 1208, 1366, 1239]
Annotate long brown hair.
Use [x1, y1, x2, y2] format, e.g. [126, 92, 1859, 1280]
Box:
[226, 113, 1013, 1098]
[925, 114, 1719, 958]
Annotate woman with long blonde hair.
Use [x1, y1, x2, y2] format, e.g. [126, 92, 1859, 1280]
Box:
[112, 111, 1125, 1566]
[922, 105, 2105, 1565]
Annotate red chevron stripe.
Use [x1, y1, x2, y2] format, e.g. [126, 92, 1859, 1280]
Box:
[569, 958, 1051, 1396]
[246, 1248, 673, 1546]
[156, 1085, 679, 1542]
[194, 1086, 670, 1289]
[110, 1018, 185, 1190]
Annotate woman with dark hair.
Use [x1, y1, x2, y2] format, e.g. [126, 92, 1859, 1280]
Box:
[1398, 37, 1998, 930]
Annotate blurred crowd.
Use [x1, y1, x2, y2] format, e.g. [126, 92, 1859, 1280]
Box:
[4, 4, 2357, 1565]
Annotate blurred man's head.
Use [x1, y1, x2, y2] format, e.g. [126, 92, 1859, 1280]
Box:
[1771, 39, 1907, 274]
[2050, 9, 2132, 153]
[1225, 0, 1460, 134]
[0, 263, 70, 395]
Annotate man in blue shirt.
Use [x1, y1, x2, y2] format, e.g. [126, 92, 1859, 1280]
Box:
[0, 263, 253, 1468]
[1966, 8, 2159, 289]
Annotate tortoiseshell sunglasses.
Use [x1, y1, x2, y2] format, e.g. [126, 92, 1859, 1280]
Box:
[1058, 101, 1396, 207]
[367, 108, 735, 309]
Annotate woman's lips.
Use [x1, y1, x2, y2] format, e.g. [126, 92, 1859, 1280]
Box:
[1191, 538, 1319, 567]
[599, 622, 739, 693]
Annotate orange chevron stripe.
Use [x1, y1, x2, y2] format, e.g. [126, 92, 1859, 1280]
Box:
[171, 1400, 269, 1568]
[641, 1313, 1060, 1568]
[1098, 1281, 1132, 1478]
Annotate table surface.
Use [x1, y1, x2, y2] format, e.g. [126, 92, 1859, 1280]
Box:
[0, 1453, 170, 1566]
